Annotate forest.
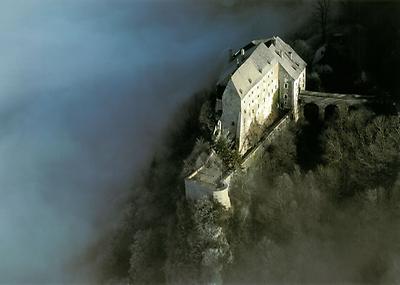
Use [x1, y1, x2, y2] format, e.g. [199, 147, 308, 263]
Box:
[88, 1, 400, 284]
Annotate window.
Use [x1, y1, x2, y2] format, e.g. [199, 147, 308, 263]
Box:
[231, 121, 235, 126]
[284, 83, 289, 89]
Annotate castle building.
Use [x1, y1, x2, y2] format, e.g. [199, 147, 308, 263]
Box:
[185, 36, 307, 208]
[217, 36, 307, 154]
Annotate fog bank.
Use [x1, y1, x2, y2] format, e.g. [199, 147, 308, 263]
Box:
[0, 0, 308, 282]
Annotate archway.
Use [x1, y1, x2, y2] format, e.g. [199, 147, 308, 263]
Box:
[303, 103, 320, 122]
[324, 104, 339, 121]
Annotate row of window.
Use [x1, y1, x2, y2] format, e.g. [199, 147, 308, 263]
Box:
[244, 89, 276, 107]
[244, 80, 277, 105]
[243, 89, 276, 115]
[240, 70, 278, 124]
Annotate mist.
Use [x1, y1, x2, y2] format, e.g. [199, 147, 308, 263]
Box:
[0, 0, 310, 282]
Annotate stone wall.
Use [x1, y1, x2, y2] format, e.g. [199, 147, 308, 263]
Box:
[241, 112, 292, 169]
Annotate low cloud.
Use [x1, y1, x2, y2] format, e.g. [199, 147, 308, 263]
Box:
[0, 0, 308, 282]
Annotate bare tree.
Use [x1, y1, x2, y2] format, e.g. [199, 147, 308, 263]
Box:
[314, 0, 331, 43]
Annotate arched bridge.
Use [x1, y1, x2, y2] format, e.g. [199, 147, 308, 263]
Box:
[299, 90, 374, 120]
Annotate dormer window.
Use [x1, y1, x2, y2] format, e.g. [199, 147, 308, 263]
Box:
[248, 78, 252, 83]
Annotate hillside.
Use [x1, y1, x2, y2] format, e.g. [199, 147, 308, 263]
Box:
[90, 2, 400, 284]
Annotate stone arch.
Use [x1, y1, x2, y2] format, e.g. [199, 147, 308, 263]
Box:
[303, 103, 320, 122]
[324, 104, 339, 121]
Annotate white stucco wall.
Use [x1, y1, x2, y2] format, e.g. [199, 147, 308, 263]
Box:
[278, 66, 306, 120]
[185, 179, 214, 200]
[299, 68, 306, 91]
[184, 178, 231, 208]
[278, 66, 292, 109]
[212, 187, 231, 208]
[238, 63, 279, 154]
[292, 68, 306, 120]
